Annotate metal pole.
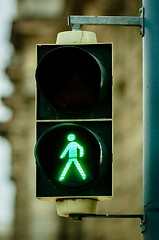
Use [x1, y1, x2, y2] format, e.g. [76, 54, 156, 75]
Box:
[143, 0, 159, 238]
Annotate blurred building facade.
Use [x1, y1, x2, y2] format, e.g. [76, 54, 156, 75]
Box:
[4, 0, 143, 239]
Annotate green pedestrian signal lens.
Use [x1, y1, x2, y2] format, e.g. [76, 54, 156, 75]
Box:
[34, 124, 103, 189]
[59, 133, 86, 182]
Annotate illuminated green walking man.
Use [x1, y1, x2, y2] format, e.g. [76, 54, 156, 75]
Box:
[59, 133, 86, 181]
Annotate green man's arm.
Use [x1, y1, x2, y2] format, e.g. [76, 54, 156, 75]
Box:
[77, 144, 84, 157]
[60, 145, 69, 159]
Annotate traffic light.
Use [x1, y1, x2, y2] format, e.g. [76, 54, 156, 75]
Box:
[34, 31, 113, 216]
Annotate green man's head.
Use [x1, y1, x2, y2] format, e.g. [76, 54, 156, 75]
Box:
[67, 133, 75, 142]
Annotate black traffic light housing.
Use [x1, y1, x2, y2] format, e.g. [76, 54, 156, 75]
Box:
[34, 37, 113, 216]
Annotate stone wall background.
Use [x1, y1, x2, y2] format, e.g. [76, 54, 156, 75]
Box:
[2, 0, 142, 239]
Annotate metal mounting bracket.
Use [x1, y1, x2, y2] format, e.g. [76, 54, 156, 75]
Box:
[69, 213, 144, 221]
[69, 213, 145, 233]
[68, 7, 144, 37]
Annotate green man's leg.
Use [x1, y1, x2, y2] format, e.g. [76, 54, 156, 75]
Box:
[59, 159, 73, 181]
[74, 160, 86, 180]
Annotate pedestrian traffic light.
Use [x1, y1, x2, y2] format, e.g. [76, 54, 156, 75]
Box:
[34, 31, 113, 216]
